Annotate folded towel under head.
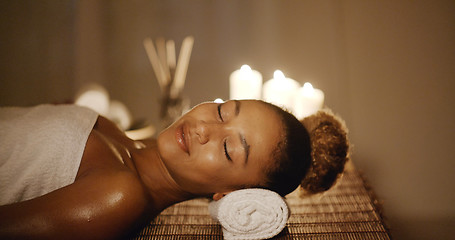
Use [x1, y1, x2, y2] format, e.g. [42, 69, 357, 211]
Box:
[209, 188, 289, 240]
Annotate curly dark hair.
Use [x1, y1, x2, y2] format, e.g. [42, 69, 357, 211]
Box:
[260, 101, 349, 197]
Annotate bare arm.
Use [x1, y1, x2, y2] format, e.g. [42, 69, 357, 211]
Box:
[0, 171, 151, 240]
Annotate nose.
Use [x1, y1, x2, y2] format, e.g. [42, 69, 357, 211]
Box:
[194, 120, 216, 144]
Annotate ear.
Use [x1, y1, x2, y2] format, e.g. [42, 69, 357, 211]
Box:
[212, 191, 232, 201]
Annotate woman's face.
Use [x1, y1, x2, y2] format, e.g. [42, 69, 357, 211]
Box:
[157, 100, 283, 196]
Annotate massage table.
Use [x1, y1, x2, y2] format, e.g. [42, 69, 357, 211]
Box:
[131, 162, 391, 239]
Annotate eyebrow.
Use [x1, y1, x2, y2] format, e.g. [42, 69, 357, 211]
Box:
[233, 100, 240, 116]
[234, 100, 250, 164]
[240, 133, 250, 165]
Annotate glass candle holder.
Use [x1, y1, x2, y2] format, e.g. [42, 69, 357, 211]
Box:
[159, 94, 190, 131]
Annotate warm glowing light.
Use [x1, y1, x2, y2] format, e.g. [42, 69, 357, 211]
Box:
[294, 82, 325, 119]
[229, 65, 263, 100]
[107, 100, 132, 131]
[263, 70, 300, 112]
[273, 70, 286, 81]
[302, 82, 315, 95]
[240, 64, 252, 73]
[75, 83, 110, 115]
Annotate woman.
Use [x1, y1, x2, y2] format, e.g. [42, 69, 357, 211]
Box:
[0, 99, 348, 239]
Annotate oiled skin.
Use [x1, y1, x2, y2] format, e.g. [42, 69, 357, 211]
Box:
[0, 116, 175, 240]
[0, 100, 288, 239]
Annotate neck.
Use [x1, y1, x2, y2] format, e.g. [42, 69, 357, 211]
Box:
[130, 140, 193, 214]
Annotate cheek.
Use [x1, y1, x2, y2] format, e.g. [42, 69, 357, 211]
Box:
[191, 150, 220, 171]
[174, 154, 228, 192]
[190, 149, 227, 177]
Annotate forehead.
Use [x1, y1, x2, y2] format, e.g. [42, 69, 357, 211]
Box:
[239, 101, 283, 177]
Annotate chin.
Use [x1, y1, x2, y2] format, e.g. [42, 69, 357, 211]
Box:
[157, 123, 183, 165]
[157, 127, 174, 161]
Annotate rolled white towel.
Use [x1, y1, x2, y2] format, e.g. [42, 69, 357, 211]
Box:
[209, 188, 289, 240]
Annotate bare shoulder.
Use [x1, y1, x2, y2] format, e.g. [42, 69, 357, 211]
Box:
[0, 169, 152, 240]
[1, 116, 154, 239]
[1, 124, 152, 240]
[73, 170, 153, 235]
[77, 169, 149, 210]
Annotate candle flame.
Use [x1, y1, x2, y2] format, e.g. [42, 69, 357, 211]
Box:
[214, 98, 224, 103]
[302, 82, 315, 95]
[240, 64, 252, 72]
[273, 70, 286, 81]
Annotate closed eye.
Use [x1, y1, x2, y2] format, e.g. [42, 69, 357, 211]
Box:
[224, 140, 232, 162]
[217, 104, 224, 122]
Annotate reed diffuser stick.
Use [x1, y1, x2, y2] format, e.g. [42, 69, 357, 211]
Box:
[171, 36, 194, 98]
[143, 36, 194, 129]
[166, 40, 176, 71]
[143, 37, 166, 91]
[156, 37, 170, 83]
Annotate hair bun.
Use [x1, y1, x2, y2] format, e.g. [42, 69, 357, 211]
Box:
[300, 109, 350, 194]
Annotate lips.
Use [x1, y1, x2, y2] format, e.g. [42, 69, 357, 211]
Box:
[176, 123, 189, 154]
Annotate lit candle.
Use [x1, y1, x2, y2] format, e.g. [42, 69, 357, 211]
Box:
[213, 98, 224, 103]
[294, 82, 324, 119]
[263, 70, 300, 112]
[229, 65, 263, 100]
[75, 83, 110, 116]
[106, 100, 132, 131]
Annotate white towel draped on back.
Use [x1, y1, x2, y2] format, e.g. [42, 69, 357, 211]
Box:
[0, 104, 98, 205]
[209, 188, 289, 240]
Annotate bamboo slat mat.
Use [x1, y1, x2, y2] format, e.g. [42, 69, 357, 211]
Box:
[131, 167, 391, 240]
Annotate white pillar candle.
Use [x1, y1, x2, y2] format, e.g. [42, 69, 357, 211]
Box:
[294, 82, 325, 119]
[75, 82, 110, 116]
[263, 70, 300, 112]
[229, 65, 263, 100]
[107, 100, 132, 131]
